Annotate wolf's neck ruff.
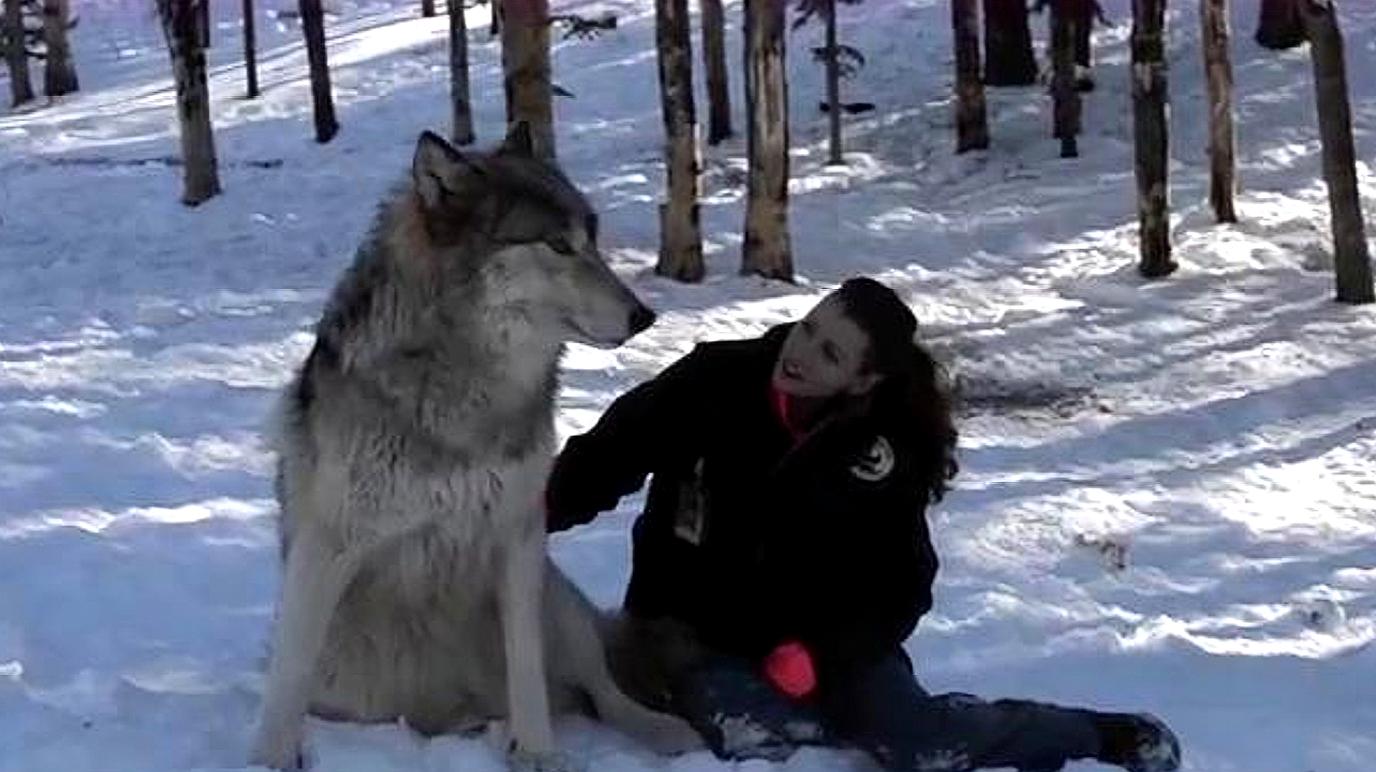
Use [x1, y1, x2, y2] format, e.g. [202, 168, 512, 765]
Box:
[305, 191, 561, 460]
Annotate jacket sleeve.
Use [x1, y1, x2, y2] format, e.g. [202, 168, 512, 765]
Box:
[546, 345, 714, 531]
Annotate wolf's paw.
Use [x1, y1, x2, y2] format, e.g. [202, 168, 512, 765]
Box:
[640, 713, 704, 755]
[507, 747, 585, 772]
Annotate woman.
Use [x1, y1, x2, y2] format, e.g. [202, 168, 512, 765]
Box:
[546, 278, 1180, 772]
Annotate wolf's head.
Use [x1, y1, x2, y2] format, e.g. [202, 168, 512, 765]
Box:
[407, 125, 655, 349]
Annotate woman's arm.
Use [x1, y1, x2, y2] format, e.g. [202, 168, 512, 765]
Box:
[546, 345, 715, 531]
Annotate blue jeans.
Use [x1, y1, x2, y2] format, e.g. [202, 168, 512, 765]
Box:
[673, 652, 1102, 772]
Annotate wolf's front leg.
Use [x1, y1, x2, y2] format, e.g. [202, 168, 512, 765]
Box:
[499, 527, 576, 771]
[250, 530, 360, 770]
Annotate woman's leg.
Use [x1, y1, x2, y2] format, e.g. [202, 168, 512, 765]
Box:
[671, 655, 827, 762]
[818, 651, 1104, 772]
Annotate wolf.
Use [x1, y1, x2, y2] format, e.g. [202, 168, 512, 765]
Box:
[249, 124, 702, 770]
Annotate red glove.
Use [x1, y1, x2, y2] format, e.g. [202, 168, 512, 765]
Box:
[763, 641, 816, 699]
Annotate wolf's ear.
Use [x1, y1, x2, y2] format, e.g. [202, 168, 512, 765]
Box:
[412, 130, 484, 209]
[498, 122, 535, 158]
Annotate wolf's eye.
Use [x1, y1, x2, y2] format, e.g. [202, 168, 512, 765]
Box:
[546, 235, 576, 255]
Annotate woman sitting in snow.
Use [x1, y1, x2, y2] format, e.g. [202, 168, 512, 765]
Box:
[546, 277, 1181, 772]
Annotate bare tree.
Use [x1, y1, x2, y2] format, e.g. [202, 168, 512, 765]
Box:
[1256, 0, 1304, 49]
[983, 0, 1037, 86]
[700, 0, 732, 144]
[156, 0, 221, 205]
[299, 0, 338, 142]
[449, 0, 474, 144]
[500, 0, 554, 158]
[1132, 0, 1174, 277]
[41, 0, 77, 96]
[1200, 0, 1235, 222]
[1300, 0, 1372, 303]
[951, 0, 988, 153]
[741, 0, 792, 280]
[3, 0, 34, 106]
[422, 0, 436, 17]
[243, 0, 260, 98]
[1050, 0, 1081, 157]
[654, 0, 704, 281]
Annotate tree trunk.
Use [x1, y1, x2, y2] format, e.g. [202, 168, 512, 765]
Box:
[1050, 0, 1081, 157]
[500, 0, 555, 159]
[700, 0, 732, 144]
[982, 0, 1038, 86]
[299, 0, 339, 142]
[198, 0, 211, 47]
[1201, 0, 1236, 223]
[449, 0, 474, 144]
[823, 0, 843, 165]
[3, 0, 34, 107]
[243, 0, 260, 98]
[951, 0, 988, 153]
[655, 0, 704, 282]
[157, 0, 222, 206]
[422, 0, 436, 17]
[1132, 0, 1174, 277]
[1301, 0, 1373, 303]
[1256, 0, 1304, 49]
[42, 0, 78, 96]
[741, 0, 792, 281]
[490, 0, 501, 37]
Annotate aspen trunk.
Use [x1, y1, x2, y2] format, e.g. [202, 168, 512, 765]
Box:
[1201, 0, 1236, 223]
[449, 0, 474, 144]
[500, 0, 555, 159]
[655, 0, 705, 282]
[1301, 0, 1373, 303]
[741, 0, 792, 281]
[951, 0, 988, 153]
[157, 0, 222, 205]
[1132, 0, 1175, 277]
[700, 0, 732, 144]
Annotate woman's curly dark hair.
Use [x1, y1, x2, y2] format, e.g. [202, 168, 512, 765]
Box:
[834, 278, 959, 503]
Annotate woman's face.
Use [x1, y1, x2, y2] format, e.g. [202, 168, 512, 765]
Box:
[772, 295, 882, 399]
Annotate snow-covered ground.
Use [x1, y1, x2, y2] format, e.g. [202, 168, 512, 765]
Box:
[1, 0, 1374, 769]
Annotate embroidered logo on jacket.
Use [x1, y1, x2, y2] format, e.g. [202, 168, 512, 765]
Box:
[850, 436, 895, 482]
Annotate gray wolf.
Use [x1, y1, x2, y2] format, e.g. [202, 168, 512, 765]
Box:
[249, 124, 701, 770]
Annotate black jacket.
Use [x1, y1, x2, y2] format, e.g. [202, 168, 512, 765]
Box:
[547, 325, 940, 673]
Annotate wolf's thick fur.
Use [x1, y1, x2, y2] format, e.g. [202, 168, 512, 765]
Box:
[249, 126, 701, 770]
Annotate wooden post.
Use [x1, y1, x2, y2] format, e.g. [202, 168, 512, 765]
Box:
[1301, 0, 1373, 303]
[299, 0, 339, 142]
[982, 0, 1038, 86]
[1132, 0, 1175, 277]
[3, 0, 34, 106]
[741, 0, 792, 281]
[700, 0, 732, 144]
[823, 0, 843, 165]
[951, 0, 989, 153]
[500, 0, 555, 159]
[157, 0, 222, 205]
[1050, 0, 1080, 158]
[448, 0, 474, 144]
[1256, 0, 1304, 49]
[1201, 0, 1236, 222]
[243, 0, 259, 98]
[654, 0, 705, 281]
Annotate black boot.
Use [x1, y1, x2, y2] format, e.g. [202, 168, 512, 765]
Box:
[1094, 712, 1181, 772]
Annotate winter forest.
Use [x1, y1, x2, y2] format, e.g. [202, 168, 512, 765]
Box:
[1, 0, 1374, 768]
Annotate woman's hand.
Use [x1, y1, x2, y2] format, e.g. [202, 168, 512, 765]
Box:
[763, 641, 817, 699]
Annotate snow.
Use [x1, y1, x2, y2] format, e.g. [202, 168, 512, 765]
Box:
[2, 0, 1375, 770]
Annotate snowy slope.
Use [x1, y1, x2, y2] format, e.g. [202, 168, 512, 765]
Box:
[1, 0, 1374, 770]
